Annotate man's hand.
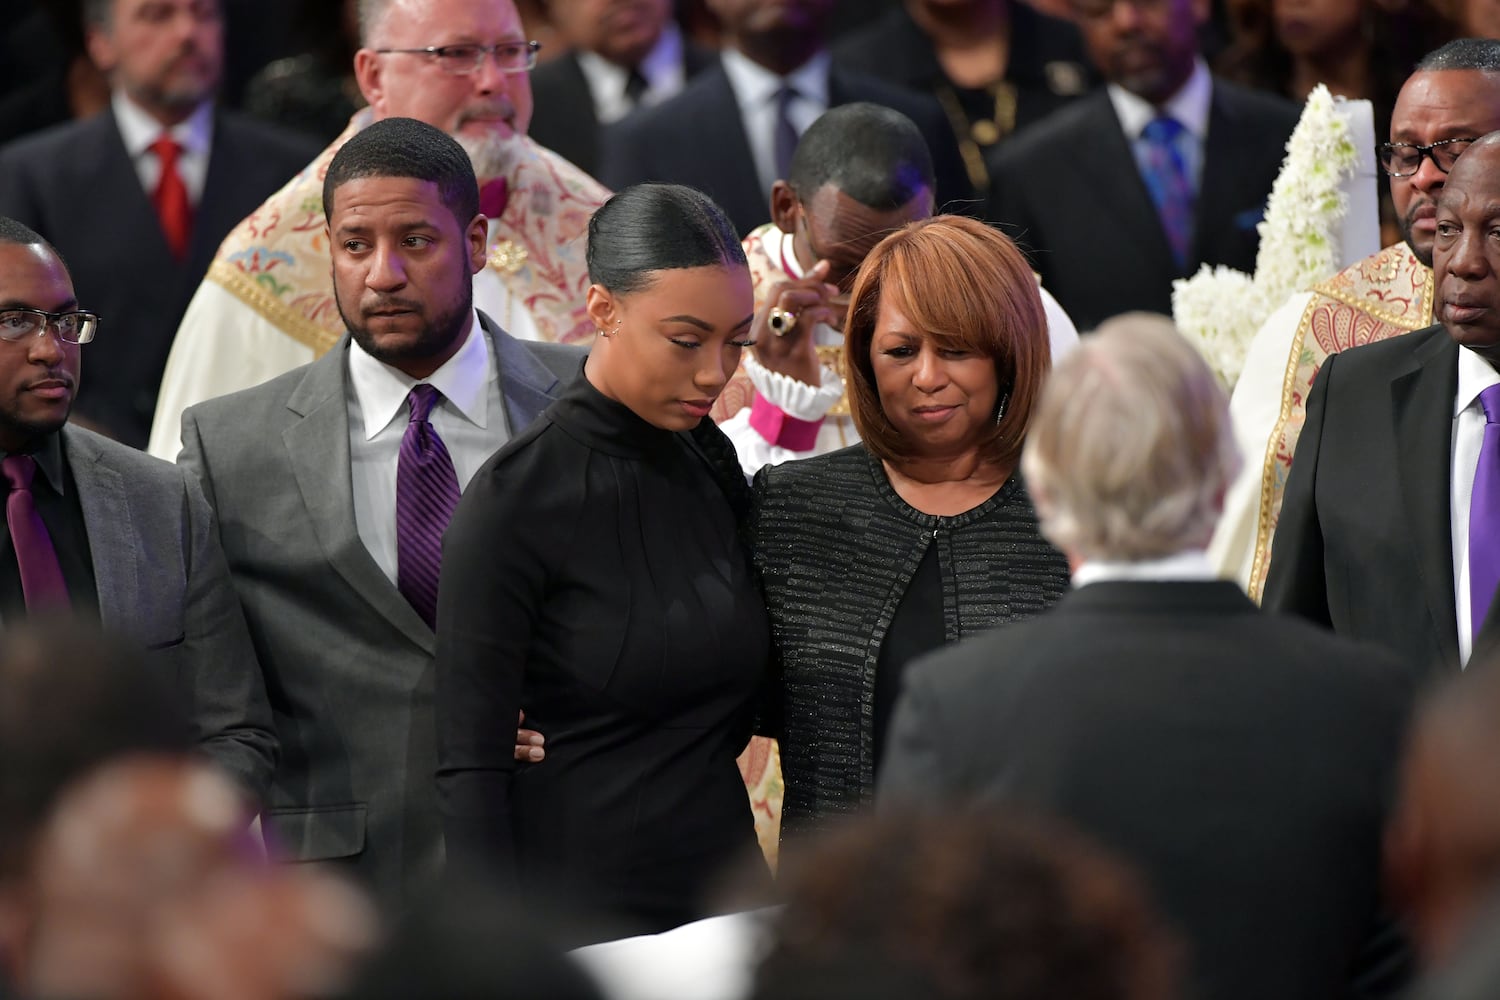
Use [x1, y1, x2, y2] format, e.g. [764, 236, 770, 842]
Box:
[514, 710, 544, 763]
[752, 259, 843, 388]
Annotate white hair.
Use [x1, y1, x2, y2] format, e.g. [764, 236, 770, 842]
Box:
[1021, 313, 1241, 562]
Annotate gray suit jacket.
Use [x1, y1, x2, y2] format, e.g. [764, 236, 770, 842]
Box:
[177, 313, 581, 912]
[59, 423, 276, 797]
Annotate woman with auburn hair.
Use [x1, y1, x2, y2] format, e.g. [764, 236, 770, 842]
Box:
[750, 214, 1070, 837]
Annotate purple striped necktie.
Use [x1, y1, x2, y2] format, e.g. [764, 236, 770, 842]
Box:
[1470, 384, 1500, 643]
[2, 455, 70, 611]
[1139, 116, 1195, 270]
[396, 384, 461, 630]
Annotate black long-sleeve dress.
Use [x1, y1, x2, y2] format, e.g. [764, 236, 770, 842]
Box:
[435, 373, 769, 935]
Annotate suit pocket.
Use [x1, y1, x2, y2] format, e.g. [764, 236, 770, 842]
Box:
[263, 803, 366, 862]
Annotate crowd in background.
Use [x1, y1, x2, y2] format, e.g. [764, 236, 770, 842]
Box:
[8, 1, 1500, 999]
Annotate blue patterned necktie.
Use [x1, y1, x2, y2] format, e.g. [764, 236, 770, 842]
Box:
[1139, 116, 1195, 270]
[396, 384, 461, 629]
[1470, 384, 1500, 643]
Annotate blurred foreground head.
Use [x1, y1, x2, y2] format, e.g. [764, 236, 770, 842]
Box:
[752, 810, 1180, 1000]
[1387, 660, 1500, 965]
[20, 755, 376, 1000]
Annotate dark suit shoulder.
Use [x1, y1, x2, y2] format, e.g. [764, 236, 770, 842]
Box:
[213, 109, 322, 165]
[1209, 76, 1301, 128]
[990, 91, 1111, 171]
[1320, 321, 1449, 376]
[0, 108, 116, 162]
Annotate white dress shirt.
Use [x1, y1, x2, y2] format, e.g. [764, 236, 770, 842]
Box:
[719, 48, 831, 197]
[576, 23, 688, 124]
[1450, 346, 1500, 666]
[112, 91, 213, 204]
[1072, 549, 1219, 588]
[1107, 57, 1212, 194]
[347, 311, 511, 586]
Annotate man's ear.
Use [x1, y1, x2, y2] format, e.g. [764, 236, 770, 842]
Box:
[84, 24, 117, 76]
[770, 181, 801, 236]
[467, 214, 488, 274]
[353, 48, 385, 112]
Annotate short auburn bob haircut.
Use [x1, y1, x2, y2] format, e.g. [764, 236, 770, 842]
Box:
[844, 215, 1050, 470]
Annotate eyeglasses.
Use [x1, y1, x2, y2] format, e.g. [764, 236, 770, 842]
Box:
[373, 40, 541, 76]
[0, 309, 98, 344]
[1378, 138, 1476, 177]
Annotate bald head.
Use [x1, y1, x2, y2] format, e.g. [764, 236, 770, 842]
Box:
[1431, 131, 1500, 365]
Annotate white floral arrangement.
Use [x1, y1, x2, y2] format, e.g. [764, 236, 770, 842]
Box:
[1172, 85, 1362, 388]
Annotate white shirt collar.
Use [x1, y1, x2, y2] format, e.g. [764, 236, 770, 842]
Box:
[1455, 344, 1500, 418]
[575, 23, 686, 119]
[112, 90, 213, 159]
[348, 309, 493, 441]
[772, 224, 806, 278]
[1107, 57, 1212, 142]
[1072, 548, 1217, 588]
[719, 47, 831, 116]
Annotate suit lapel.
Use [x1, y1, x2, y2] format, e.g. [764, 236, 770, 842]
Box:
[482, 312, 563, 433]
[694, 69, 768, 234]
[282, 341, 435, 654]
[93, 114, 178, 268]
[1391, 330, 1461, 667]
[1194, 84, 1258, 270]
[62, 428, 141, 631]
[191, 111, 251, 280]
[1068, 94, 1178, 274]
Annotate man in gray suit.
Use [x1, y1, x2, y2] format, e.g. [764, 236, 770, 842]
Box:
[177, 118, 583, 912]
[0, 216, 275, 800]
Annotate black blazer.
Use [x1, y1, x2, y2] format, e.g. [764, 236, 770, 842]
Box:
[598, 61, 975, 236]
[880, 579, 1418, 1000]
[0, 107, 317, 447]
[1264, 324, 1500, 673]
[984, 80, 1298, 330]
[528, 43, 718, 177]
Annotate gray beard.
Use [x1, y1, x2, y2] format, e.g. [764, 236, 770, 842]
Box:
[455, 131, 523, 184]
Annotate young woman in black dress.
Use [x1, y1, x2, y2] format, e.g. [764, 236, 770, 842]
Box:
[434, 184, 768, 937]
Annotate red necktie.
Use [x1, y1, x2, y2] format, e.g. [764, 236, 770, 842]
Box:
[479, 178, 509, 221]
[2, 455, 70, 612]
[150, 135, 193, 261]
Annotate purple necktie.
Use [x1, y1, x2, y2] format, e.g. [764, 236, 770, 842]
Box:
[2, 455, 70, 611]
[396, 385, 460, 630]
[1471, 385, 1500, 641]
[773, 86, 799, 182]
[1139, 116, 1195, 270]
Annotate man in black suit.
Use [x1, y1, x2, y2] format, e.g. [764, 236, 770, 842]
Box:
[598, 0, 972, 235]
[1264, 132, 1500, 675]
[983, 0, 1298, 330]
[0, 0, 317, 447]
[528, 0, 716, 176]
[880, 314, 1417, 1000]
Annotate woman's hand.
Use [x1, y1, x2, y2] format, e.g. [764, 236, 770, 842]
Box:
[514, 710, 545, 762]
[752, 260, 842, 388]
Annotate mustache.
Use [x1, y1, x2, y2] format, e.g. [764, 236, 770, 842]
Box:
[24, 370, 75, 389]
[455, 100, 516, 128]
[362, 296, 424, 314]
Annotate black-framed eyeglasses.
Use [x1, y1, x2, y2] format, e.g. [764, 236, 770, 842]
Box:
[1378, 138, 1476, 177]
[372, 40, 541, 76]
[0, 309, 98, 344]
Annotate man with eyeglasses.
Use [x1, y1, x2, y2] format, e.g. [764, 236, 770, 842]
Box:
[0, 214, 275, 803]
[1212, 38, 1500, 597]
[1261, 119, 1500, 681]
[144, 0, 608, 461]
[0, 0, 318, 450]
[982, 0, 1300, 330]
